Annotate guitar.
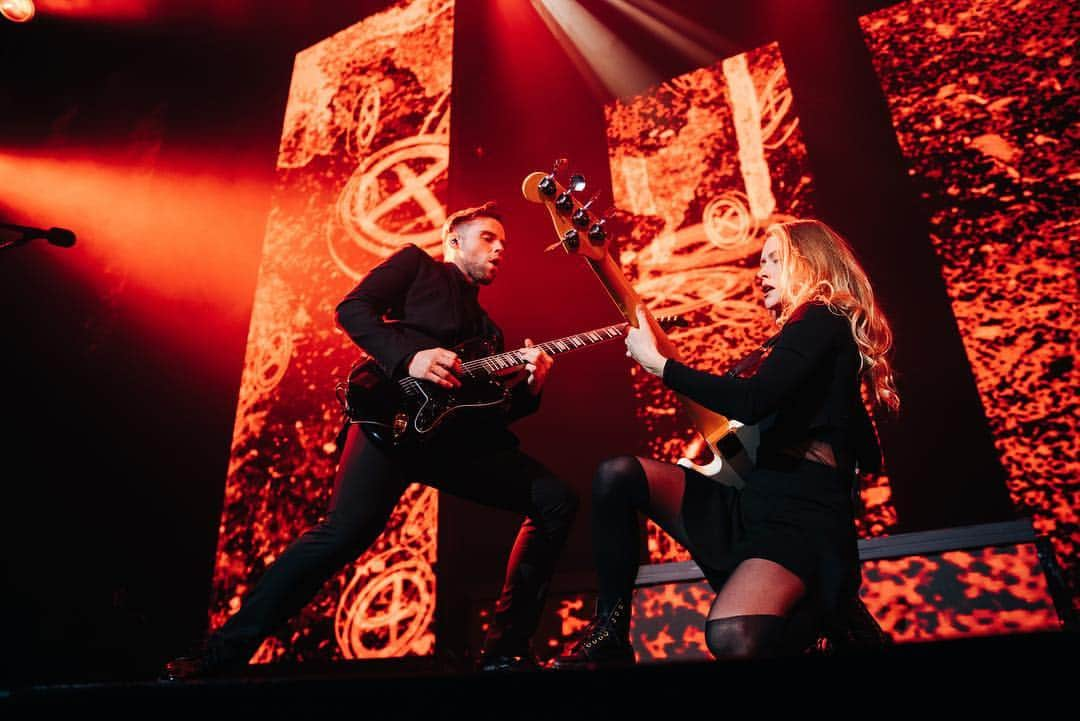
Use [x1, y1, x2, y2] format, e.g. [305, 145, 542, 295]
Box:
[338, 316, 686, 451]
[521, 162, 758, 487]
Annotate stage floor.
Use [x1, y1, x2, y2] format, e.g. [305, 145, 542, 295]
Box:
[4, 631, 1074, 714]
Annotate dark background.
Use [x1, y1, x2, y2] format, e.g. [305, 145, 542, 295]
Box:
[1, 0, 1016, 685]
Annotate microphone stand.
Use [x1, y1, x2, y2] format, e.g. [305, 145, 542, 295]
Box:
[0, 222, 76, 251]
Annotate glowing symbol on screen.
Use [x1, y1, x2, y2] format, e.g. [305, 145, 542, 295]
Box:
[250, 636, 284, 665]
[347, 84, 382, 157]
[330, 134, 449, 277]
[760, 66, 799, 151]
[702, 191, 753, 251]
[247, 327, 293, 397]
[335, 551, 436, 658]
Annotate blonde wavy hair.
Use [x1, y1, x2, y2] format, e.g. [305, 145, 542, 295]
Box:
[767, 219, 900, 413]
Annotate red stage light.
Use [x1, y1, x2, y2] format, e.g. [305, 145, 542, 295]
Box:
[32, 0, 150, 22]
[0, 0, 35, 23]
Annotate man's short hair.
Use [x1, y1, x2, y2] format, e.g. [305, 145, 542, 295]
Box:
[442, 201, 502, 242]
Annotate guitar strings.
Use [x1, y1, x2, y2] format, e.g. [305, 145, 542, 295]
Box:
[393, 316, 677, 391]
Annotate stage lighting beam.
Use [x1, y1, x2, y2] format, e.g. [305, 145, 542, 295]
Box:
[0, 0, 35, 23]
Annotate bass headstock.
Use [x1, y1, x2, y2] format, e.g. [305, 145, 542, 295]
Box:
[522, 159, 614, 262]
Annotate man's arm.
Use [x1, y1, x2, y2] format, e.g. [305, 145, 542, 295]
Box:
[504, 339, 551, 422]
[506, 378, 543, 422]
[335, 244, 437, 378]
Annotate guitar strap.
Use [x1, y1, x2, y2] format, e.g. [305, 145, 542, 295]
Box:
[726, 332, 781, 379]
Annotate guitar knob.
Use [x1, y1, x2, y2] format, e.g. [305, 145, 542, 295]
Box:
[563, 228, 580, 249]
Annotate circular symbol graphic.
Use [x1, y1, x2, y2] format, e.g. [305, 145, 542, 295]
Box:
[349, 84, 382, 156]
[401, 486, 438, 558]
[330, 134, 449, 277]
[247, 324, 293, 397]
[335, 551, 436, 659]
[702, 192, 753, 251]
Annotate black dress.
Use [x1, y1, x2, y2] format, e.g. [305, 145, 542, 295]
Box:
[661, 301, 881, 638]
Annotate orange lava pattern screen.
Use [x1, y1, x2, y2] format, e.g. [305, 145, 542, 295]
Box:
[596, 2, 1072, 653]
[210, 0, 454, 663]
[860, 0, 1078, 615]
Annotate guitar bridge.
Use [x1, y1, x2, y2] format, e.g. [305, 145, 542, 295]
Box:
[392, 412, 409, 439]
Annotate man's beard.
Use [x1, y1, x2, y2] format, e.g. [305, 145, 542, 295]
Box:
[469, 260, 494, 285]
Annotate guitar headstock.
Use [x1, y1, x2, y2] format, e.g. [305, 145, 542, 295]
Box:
[522, 159, 613, 262]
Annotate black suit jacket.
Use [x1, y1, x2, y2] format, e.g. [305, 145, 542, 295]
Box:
[335, 244, 541, 431]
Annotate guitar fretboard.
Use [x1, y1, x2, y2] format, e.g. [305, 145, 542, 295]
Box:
[396, 316, 681, 395]
[462, 323, 630, 375]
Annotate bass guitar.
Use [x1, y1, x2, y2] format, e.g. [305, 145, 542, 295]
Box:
[522, 161, 759, 487]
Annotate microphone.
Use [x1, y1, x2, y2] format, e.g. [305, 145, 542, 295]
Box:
[44, 227, 76, 247]
[0, 222, 77, 250]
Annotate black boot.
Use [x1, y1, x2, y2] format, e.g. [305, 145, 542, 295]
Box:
[476, 651, 540, 672]
[822, 595, 892, 655]
[160, 637, 249, 681]
[549, 598, 634, 669]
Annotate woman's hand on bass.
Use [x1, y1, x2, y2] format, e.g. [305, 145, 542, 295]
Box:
[625, 306, 668, 378]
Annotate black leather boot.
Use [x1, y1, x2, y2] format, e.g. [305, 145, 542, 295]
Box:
[822, 595, 892, 654]
[160, 638, 249, 681]
[476, 651, 540, 672]
[549, 598, 634, 669]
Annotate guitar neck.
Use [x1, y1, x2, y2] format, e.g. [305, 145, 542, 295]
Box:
[519, 166, 731, 447]
[586, 253, 684, 358]
[463, 322, 630, 375]
[587, 254, 731, 442]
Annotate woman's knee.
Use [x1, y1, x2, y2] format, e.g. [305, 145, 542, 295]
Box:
[592, 455, 645, 503]
[704, 614, 786, 659]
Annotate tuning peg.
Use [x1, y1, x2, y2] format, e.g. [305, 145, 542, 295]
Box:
[572, 191, 601, 228]
[588, 206, 616, 245]
[556, 172, 587, 212]
[562, 228, 580, 250]
[537, 158, 568, 197]
[555, 189, 574, 213]
[538, 176, 556, 196]
[587, 221, 605, 244]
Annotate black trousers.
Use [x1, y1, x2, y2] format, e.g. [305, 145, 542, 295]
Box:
[211, 423, 578, 663]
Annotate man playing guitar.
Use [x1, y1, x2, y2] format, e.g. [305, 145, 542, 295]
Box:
[164, 202, 576, 677]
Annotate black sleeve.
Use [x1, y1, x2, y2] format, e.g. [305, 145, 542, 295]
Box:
[852, 400, 882, 475]
[335, 244, 437, 378]
[506, 381, 543, 422]
[661, 303, 844, 424]
[486, 321, 542, 423]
